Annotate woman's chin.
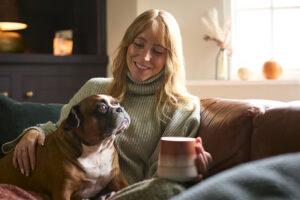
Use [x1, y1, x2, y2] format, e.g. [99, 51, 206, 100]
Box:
[130, 72, 149, 82]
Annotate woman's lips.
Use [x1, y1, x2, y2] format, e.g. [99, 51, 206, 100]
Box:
[134, 62, 151, 70]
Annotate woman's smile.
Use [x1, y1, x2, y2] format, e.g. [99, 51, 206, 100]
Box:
[134, 61, 151, 71]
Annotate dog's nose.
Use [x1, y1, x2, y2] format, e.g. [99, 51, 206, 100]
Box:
[116, 107, 123, 113]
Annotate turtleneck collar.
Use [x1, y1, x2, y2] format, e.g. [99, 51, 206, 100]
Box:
[126, 69, 165, 95]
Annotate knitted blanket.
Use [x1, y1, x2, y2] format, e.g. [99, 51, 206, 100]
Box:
[0, 184, 50, 200]
[171, 152, 300, 200]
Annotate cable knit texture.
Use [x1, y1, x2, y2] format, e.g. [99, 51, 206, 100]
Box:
[3, 72, 200, 185]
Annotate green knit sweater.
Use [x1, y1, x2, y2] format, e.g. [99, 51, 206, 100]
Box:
[2, 72, 200, 184]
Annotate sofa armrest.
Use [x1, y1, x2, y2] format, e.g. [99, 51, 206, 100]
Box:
[251, 101, 300, 160]
[198, 98, 262, 176]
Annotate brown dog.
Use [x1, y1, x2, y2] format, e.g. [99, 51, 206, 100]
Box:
[0, 94, 130, 199]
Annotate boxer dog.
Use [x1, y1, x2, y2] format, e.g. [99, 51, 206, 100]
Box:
[0, 94, 130, 200]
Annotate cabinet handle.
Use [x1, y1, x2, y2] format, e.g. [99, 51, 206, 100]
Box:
[1, 91, 8, 97]
[25, 91, 34, 98]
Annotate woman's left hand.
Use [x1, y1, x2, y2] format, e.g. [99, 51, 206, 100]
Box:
[194, 137, 212, 182]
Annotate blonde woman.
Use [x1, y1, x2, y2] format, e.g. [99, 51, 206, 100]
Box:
[3, 9, 211, 199]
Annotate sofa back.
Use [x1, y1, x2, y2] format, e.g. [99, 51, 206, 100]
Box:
[198, 98, 300, 177]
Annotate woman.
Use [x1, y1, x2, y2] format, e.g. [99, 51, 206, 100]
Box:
[2, 9, 211, 198]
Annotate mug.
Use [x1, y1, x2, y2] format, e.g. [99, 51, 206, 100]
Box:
[157, 136, 198, 182]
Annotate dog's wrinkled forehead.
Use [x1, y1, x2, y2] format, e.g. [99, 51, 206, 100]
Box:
[97, 94, 120, 108]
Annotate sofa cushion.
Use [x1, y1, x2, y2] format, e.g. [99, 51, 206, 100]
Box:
[198, 98, 262, 176]
[0, 94, 63, 157]
[251, 101, 300, 160]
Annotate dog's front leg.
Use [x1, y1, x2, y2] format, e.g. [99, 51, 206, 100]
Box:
[108, 171, 129, 191]
[52, 189, 73, 200]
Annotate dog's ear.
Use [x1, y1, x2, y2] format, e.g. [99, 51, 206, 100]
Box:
[64, 105, 81, 130]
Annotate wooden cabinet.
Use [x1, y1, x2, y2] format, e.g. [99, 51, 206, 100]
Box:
[0, 75, 10, 97]
[0, 55, 107, 104]
[0, 0, 107, 104]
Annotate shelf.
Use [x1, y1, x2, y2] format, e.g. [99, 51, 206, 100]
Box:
[0, 54, 108, 65]
[186, 79, 300, 86]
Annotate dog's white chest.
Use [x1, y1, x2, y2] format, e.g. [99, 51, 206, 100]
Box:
[77, 143, 115, 198]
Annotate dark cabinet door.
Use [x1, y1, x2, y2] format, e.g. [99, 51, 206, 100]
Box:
[0, 75, 12, 98]
[21, 65, 106, 104]
[0, 62, 106, 104]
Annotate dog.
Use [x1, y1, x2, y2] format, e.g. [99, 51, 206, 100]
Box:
[0, 94, 130, 200]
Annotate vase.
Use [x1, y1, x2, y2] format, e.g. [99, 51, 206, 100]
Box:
[215, 48, 230, 80]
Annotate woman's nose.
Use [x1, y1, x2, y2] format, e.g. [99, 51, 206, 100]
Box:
[143, 49, 151, 61]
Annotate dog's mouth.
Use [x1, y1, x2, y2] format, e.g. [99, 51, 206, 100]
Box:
[116, 117, 130, 134]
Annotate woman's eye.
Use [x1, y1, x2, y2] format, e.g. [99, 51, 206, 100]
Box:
[153, 49, 163, 55]
[134, 42, 143, 48]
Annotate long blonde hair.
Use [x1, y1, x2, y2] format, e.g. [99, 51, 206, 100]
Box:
[106, 9, 196, 121]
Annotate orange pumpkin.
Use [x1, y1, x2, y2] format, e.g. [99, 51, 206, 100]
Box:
[262, 61, 283, 79]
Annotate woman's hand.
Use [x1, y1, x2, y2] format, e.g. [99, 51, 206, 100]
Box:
[194, 137, 212, 181]
[13, 129, 45, 176]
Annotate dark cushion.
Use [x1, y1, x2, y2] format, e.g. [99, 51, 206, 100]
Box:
[0, 94, 63, 157]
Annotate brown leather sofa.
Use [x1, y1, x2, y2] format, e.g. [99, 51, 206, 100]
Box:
[198, 98, 300, 177]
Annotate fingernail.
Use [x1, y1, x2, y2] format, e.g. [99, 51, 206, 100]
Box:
[199, 153, 204, 160]
[26, 172, 29, 176]
[21, 168, 24, 175]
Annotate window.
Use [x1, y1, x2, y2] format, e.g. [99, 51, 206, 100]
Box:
[231, 0, 300, 79]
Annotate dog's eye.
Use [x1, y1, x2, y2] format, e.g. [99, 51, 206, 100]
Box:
[97, 103, 108, 113]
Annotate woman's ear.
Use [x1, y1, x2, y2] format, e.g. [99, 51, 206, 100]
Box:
[64, 105, 81, 130]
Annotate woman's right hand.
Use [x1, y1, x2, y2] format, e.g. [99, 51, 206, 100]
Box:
[13, 129, 45, 176]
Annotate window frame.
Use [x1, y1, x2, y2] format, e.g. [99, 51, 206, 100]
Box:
[230, 0, 300, 80]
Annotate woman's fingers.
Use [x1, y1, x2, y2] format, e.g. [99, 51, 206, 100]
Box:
[12, 129, 43, 175]
[13, 146, 18, 169]
[17, 147, 25, 175]
[195, 139, 212, 176]
[29, 132, 45, 170]
[21, 147, 31, 176]
[204, 151, 213, 169]
[28, 143, 36, 171]
[195, 148, 207, 174]
[37, 133, 45, 146]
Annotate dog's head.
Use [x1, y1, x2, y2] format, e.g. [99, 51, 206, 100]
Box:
[63, 94, 130, 146]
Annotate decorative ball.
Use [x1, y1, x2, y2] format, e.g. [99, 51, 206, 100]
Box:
[237, 67, 253, 80]
[262, 61, 283, 79]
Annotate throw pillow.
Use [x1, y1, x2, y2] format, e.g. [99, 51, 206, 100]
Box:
[0, 94, 63, 157]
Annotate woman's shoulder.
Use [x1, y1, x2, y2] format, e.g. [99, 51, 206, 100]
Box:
[79, 77, 113, 95]
[177, 95, 200, 110]
[87, 77, 113, 85]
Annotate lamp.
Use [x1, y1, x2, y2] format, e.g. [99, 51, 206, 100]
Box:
[0, 0, 27, 53]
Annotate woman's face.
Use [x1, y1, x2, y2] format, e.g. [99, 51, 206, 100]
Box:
[126, 27, 167, 81]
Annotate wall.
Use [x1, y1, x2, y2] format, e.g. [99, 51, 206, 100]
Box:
[187, 80, 300, 102]
[106, 0, 225, 80]
[106, 0, 300, 101]
[106, 0, 137, 76]
[137, 0, 232, 81]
